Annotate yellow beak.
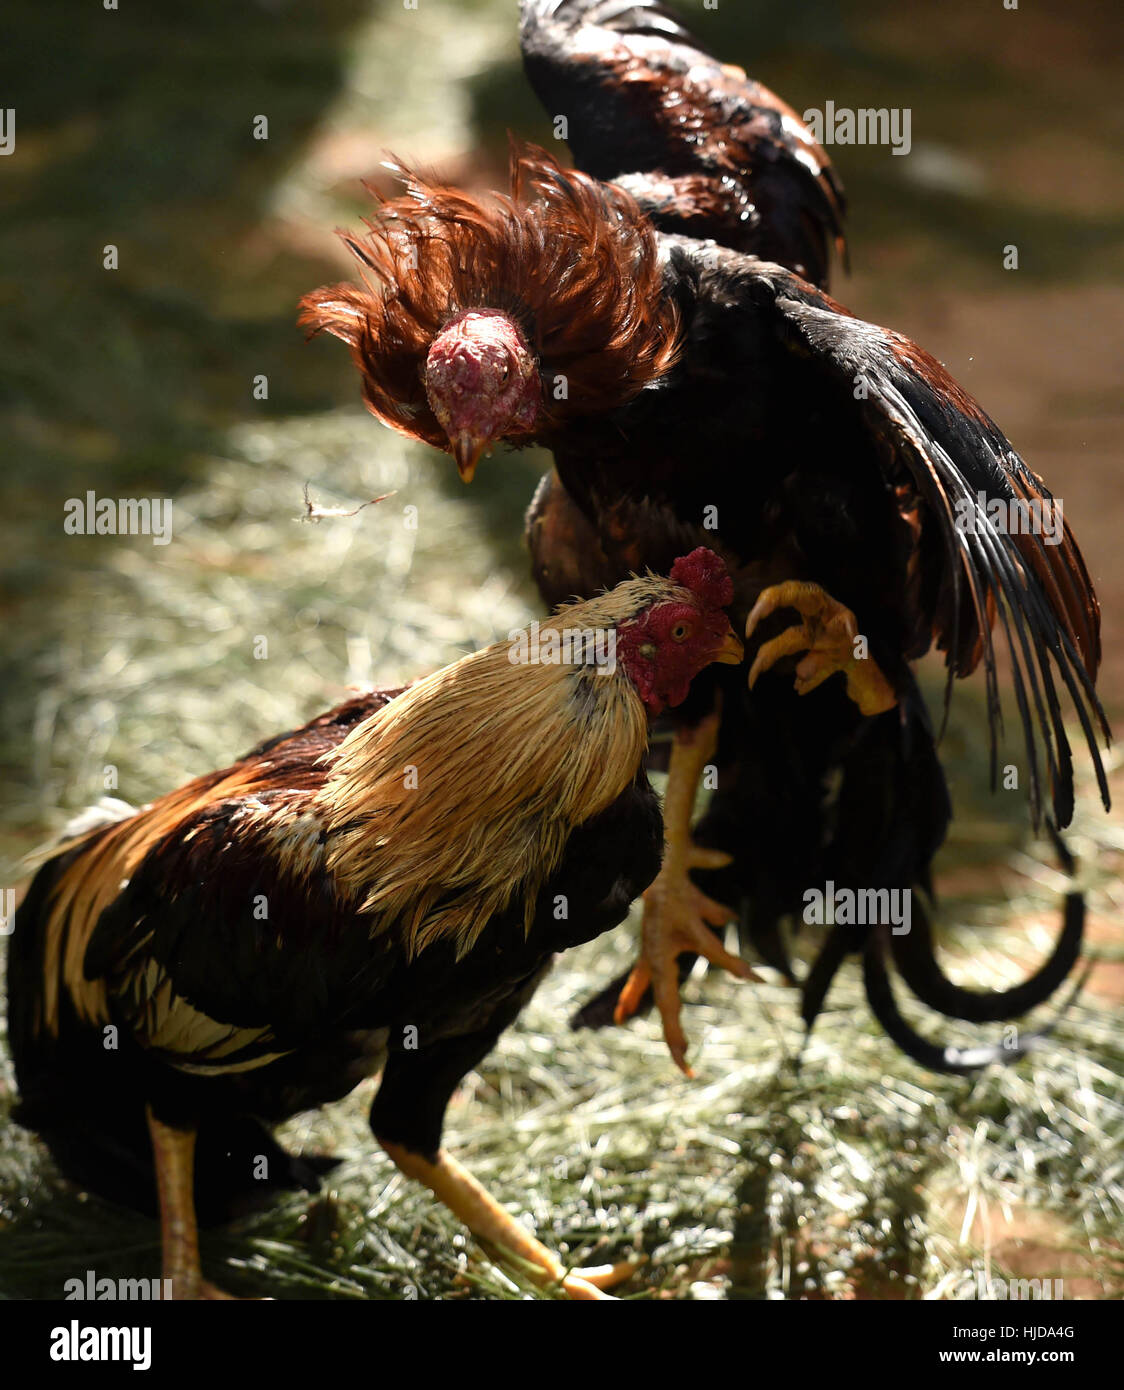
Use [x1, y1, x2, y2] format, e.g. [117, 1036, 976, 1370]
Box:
[711, 620, 744, 666]
[452, 432, 489, 483]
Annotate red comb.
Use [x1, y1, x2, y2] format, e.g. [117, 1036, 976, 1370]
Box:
[669, 548, 733, 608]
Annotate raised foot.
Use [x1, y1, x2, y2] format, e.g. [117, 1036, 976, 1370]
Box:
[745, 581, 897, 716]
[616, 842, 758, 1076]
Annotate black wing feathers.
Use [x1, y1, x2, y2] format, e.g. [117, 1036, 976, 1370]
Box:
[520, 0, 846, 285]
[767, 277, 1109, 827]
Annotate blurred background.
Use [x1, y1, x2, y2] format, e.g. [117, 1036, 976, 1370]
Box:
[1, 0, 1121, 1299]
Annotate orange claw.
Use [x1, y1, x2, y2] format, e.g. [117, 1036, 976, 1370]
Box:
[614, 712, 761, 1073]
[745, 581, 897, 716]
[379, 1142, 632, 1301]
[616, 842, 759, 1076]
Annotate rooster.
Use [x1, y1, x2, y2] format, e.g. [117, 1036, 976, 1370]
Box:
[299, 4, 1109, 1076]
[8, 553, 742, 1300]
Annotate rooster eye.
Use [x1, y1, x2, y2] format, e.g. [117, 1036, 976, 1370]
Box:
[670, 622, 691, 642]
[499, 364, 510, 383]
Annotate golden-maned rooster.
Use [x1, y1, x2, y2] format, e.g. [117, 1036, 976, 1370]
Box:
[9, 553, 741, 1300]
[299, 0, 1109, 1078]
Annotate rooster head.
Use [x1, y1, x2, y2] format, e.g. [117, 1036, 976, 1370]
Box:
[423, 310, 542, 481]
[298, 143, 681, 479]
[615, 549, 742, 714]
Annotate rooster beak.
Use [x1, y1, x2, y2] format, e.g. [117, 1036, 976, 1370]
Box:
[711, 620, 744, 666]
[452, 433, 489, 483]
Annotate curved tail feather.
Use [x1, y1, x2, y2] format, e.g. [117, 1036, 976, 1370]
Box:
[862, 927, 1091, 1076]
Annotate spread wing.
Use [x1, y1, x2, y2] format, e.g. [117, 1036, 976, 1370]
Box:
[519, 0, 846, 285]
[754, 265, 1109, 827]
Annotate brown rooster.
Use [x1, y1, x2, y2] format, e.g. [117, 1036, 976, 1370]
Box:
[8, 553, 742, 1300]
[299, 123, 1108, 1075]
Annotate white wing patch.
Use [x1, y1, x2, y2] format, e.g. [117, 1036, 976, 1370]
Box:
[128, 959, 289, 1074]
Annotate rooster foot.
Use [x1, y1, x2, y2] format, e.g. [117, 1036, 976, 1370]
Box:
[146, 1108, 255, 1300]
[745, 581, 897, 716]
[552, 1259, 641, 1300]
[616, 842, 758, 1076]
[379, 1142, 636, 1300]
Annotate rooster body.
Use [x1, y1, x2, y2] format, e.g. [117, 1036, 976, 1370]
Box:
[10, 693, 652, 1218]
[9, 562, 741, 1297]
[516, 3, 1108, 1055]
[300, 2, 1108, 1070]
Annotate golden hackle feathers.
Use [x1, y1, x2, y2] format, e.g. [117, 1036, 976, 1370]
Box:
[316, 582, 675, 958]
[298, 141, 682, 448]
[38, 574, 697, 1008]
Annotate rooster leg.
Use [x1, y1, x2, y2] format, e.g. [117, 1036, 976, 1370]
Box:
[615, 711, 759, 1075]
[745, 581, 897, 716]
[146, 1107, 235, 1300]
[379, 1141, 632, 1298]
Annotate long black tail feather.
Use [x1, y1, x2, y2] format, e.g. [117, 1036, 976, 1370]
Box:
[861, 927, 1091, 1075]
[888, 870, 1083, 1024]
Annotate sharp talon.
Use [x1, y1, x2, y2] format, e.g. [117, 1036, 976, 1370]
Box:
[613, 963, 651, 1024]
[744, 581, 896, 715]
[729, 958, 762, 981]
